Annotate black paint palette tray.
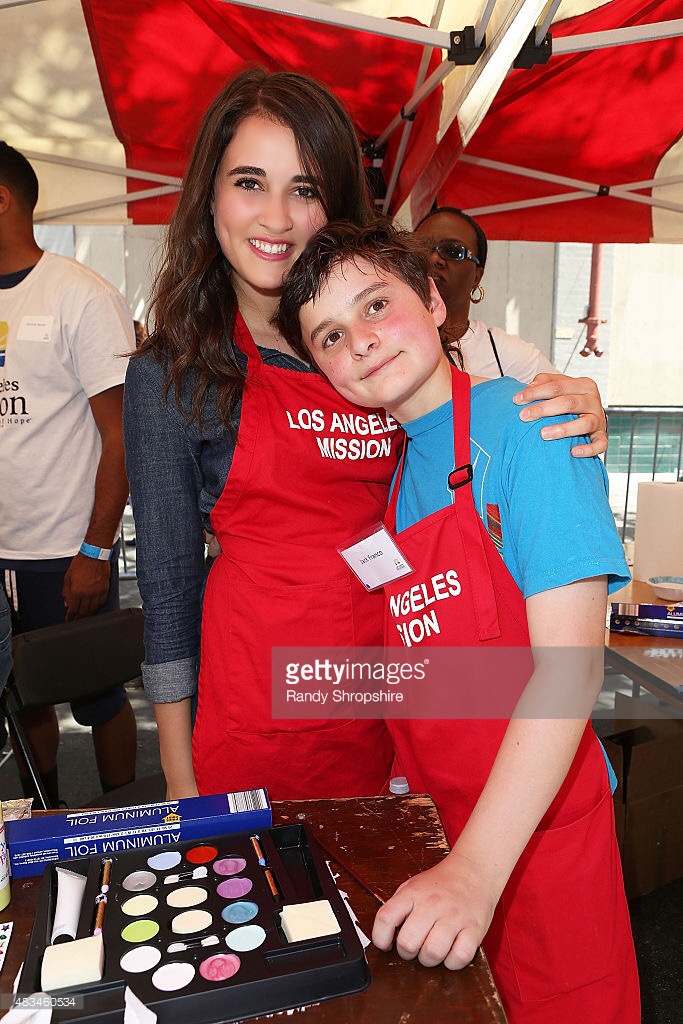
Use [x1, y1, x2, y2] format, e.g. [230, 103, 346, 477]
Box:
[19, 823, 370, 1023]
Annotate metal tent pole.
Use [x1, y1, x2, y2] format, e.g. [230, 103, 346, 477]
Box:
[554, 19, 683, 55]
[219, 0, 449, 49]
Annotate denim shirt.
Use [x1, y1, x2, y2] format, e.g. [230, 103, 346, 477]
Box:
[123, 345, 317, 703]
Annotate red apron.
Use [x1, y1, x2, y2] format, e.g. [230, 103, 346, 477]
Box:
[383, 367, 639, 1024]
[193, 314, 397, 800]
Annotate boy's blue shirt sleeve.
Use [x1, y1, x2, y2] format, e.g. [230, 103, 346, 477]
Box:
[472, 378, 630, 599]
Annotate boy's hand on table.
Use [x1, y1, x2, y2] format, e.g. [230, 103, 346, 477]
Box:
[513, 372, 608, 458]
[371, 854, 497, 970]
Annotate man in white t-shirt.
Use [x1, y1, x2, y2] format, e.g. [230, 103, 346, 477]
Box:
[0, 142, 136, 804]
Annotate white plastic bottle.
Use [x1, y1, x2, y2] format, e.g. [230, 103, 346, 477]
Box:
[0, 803, 11, 911]
[389, 776, 410, 795]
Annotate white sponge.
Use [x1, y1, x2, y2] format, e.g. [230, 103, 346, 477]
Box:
[280, 900, 340, 943]
[40, 934, 104, 991]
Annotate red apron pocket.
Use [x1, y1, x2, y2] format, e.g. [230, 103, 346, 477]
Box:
[224, 572, 355, 732]
[489, 788, 633, 1007]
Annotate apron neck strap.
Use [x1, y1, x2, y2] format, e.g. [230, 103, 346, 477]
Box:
[385, 367, 502, 641]
[449, 366, 502, 641]
[386, 435, 407, 531]
[448, 366, 475, 512]
[387, 366, 473, 530]
[233, 311, 262, 363]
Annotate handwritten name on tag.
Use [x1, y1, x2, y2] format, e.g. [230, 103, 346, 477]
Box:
[339, 523, 413, 591]
[17, 316, 54, 343]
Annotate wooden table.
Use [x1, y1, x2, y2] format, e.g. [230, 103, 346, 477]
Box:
[0, 795, 507, 1023]
[606, 580, 683, 713]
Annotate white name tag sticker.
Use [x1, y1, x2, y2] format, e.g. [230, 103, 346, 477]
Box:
[17, 315, 54, 343]
[339, 523, 413, 591]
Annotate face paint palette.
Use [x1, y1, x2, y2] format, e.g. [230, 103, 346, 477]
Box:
[18, 824, 369, 1023]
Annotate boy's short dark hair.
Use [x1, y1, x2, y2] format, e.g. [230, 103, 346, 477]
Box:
[276, 219, 434, 359]
[0, 142, 39, 214]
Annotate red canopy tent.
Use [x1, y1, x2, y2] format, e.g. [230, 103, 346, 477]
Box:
[80, 0, 444, 225]
[5, 0, 683, 241]
[417, 0, 683, 242]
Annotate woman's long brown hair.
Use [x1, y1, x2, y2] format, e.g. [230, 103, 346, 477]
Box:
[140, 67, 374, 427]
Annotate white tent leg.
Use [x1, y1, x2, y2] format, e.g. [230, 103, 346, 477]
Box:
[555, 19, 683, 55]
[460, 155, 683, 214]
[22, 151, 181, 188]
[0, 0, 48, 9]
[218, 0, 448, 48]
[35, 186, 180, 223]
[381, 0, 449, 214]
[535, 0, 563, 47]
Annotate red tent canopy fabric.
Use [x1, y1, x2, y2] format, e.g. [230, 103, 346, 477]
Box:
[415, 0, 683, 242]
[82, 0, 441, 226]
[79, 0, 683, 241]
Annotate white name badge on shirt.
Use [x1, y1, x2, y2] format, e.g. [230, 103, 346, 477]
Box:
[339, 523, 414, 591]
[17, 315, 54, 343]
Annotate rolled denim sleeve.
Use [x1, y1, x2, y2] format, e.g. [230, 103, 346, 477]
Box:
[123, 354, 207, 703]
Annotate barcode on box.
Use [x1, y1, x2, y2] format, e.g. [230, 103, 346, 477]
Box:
[227, 789, 268, 813]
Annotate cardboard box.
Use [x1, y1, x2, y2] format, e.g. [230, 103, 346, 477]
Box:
[6, 789, 271, 878]
[603, 694, 683, 898]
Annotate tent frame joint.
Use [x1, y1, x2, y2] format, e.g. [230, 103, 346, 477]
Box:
[361, 138, 386, 161]
[513, 29, 553, 69]
[447, 26, 485, 66]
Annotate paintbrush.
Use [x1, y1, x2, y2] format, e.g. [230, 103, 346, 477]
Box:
[314, 836, 386, 906]
[93, 858, 113, 936]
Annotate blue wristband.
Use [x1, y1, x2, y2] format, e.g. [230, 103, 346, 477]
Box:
[79, 541, 113, 562]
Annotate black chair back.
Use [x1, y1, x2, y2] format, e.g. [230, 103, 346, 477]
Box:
[2, 608, 145, 808]
[11, 608, 144, 708]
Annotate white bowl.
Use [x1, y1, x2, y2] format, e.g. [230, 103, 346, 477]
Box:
[648, 576, 683, 602]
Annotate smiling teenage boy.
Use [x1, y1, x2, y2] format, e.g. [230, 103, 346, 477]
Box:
[276, 221, 639, 1024]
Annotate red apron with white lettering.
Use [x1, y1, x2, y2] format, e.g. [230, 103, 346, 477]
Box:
[193, 314, 398, 800]
[383, 366, 639, 1023]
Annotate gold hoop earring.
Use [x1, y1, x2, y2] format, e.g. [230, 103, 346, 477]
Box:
[470, 284, 485, 304]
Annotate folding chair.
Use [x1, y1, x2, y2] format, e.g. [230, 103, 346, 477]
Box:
[1, 608, 145, 809]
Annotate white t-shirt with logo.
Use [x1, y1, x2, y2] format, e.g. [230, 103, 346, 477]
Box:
[0, 252, 134, 560]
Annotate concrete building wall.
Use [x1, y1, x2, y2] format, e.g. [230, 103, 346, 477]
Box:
[37, 223, 164, 327]
[608, 244, 683, 406]
[552, 243, 612, 400]
[472, 240, 556, 363]
[74, 224, 164, 324]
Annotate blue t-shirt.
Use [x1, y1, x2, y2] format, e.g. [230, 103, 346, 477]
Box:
[395, 376, 627, 794]
[396, 377, 630, 597]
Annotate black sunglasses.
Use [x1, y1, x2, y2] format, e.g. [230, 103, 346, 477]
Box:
[429, 239, 481, 267]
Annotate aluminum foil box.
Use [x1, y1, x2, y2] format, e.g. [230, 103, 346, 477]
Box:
[7, 789, 271, 878]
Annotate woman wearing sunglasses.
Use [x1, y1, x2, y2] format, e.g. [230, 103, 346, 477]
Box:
[415, 206, 558, 382]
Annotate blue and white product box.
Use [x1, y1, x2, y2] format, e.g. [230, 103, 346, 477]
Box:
[6, 789, 271, 878]
[610, 601, 683, 639]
